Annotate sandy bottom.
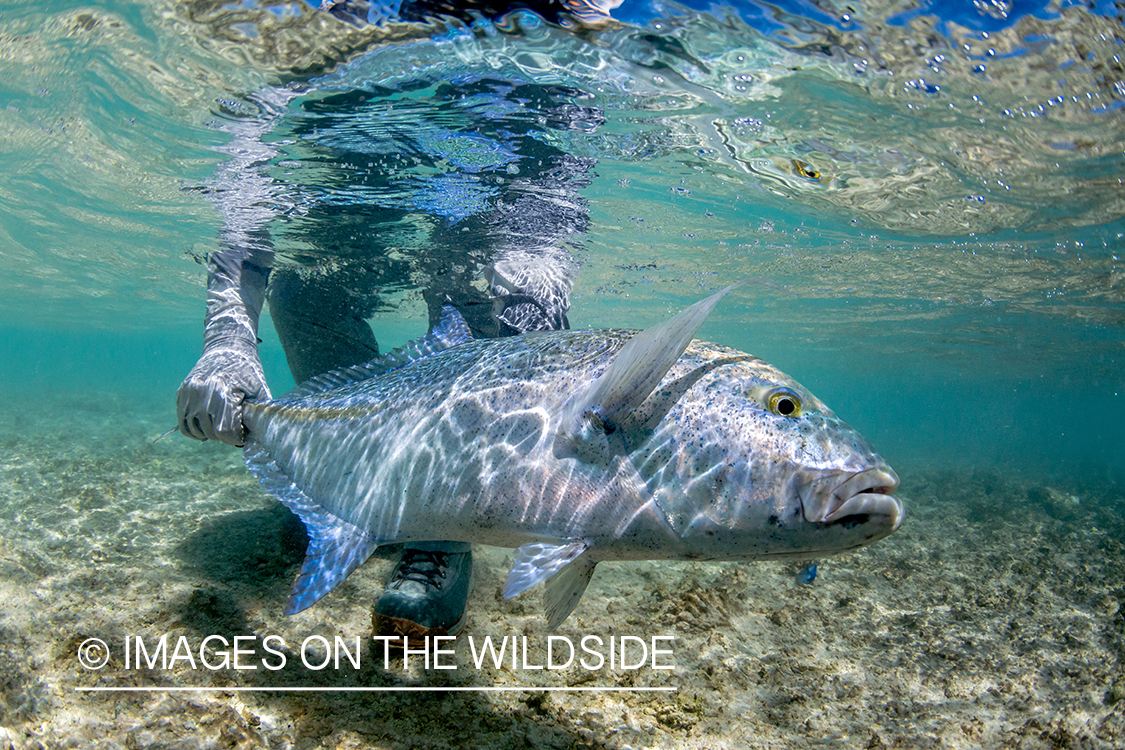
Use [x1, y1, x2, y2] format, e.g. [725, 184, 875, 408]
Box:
[0, 390, 1122, 749]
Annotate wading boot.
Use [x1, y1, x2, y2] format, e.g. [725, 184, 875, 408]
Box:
[371, 541, 472, 648]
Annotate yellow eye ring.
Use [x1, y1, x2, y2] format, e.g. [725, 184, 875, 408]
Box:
[792, 159, 821, 180]
[767, 388, 802, 418]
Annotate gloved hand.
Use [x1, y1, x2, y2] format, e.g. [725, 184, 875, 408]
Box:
[488, 253, 574, 334]
[177, 345, 271, 446]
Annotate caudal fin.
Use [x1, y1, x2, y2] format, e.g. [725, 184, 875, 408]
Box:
[245, 445, 380, 614]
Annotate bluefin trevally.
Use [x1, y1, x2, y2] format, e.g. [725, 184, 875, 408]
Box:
[242, 282, 904, 628]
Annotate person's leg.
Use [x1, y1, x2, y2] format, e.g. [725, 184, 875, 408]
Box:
[373, 248, 483, 644]
[266, 265, 380, 385]
[372, 152, 592, 644]
[374, 83, 597, 645]
[479, 152, 593, 335]
[266, 263, 477, 642]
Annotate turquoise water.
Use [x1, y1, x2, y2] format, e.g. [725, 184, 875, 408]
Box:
[1, 0, 1124, 746]
[2, 0, 1121, 483]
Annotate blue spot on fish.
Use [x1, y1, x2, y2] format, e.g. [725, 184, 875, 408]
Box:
[796, 563, 817, 585]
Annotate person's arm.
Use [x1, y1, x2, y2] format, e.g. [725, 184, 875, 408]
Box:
[177, 87, 297, 445]
[177, 244, 272, 444]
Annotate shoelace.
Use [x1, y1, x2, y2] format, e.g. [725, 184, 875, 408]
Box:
[390, 549, 450, 590]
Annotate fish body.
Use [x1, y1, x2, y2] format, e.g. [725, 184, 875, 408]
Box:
[242, 285, 903, 627]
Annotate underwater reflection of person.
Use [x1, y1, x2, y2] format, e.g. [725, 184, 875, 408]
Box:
[176, 1, 604, 645]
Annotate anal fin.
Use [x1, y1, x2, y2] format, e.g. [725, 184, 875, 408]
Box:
[503, 540, 597, 630]
[543, 555, 597, 630]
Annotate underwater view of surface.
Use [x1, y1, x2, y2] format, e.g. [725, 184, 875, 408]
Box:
[1, 0, 1124, 747]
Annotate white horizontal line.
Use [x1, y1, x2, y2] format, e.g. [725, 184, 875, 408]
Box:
[76, 686, 675, 693]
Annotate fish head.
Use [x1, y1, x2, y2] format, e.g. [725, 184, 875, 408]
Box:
[651, 352, 903, 561]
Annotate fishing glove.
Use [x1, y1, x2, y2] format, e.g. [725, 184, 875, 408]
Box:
[487, 248, 575, 334]
[177, 346, 270, 446]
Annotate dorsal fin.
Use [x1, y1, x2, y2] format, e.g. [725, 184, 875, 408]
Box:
[559, 281, 747, 435]
[283, 305, 471, 399]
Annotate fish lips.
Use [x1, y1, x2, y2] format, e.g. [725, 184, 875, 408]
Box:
[798, 466, 904, 532]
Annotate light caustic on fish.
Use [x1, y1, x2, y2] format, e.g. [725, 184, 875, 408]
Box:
[242, 282, 904, 628]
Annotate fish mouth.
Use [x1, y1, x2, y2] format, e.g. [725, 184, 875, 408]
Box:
[801, 467, 903, 531]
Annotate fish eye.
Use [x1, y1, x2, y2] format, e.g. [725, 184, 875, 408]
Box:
[792, 159, 821, 180]
[766, 388, 802, 418]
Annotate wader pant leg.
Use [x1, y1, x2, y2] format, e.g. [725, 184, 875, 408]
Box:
[267, 265, 381, 385]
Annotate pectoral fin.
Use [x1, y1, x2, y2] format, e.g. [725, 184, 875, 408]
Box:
[504, 540, 597, 629]
[559, 280, 748, 444]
